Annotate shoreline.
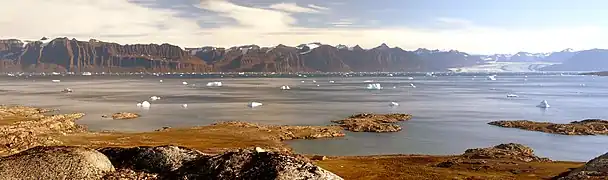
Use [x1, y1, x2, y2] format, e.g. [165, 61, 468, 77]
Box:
[0, 105, 594, 179]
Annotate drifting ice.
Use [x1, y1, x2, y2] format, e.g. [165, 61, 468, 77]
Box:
[248, 102, 263, 108]
[62, 88, 73, 93]
[487, 75, 497, 81]
[366, 83, 383, 90]
[206, 81, 223, 87]
[181, 104, 188, 108]
[280, 85, 291, 90]
[141, 101, 151, 108]
[407, 77, 414, 80]
[536, 100, 550, 108]
[389, 102, 399, 107]
[506, 94, 518, 98]
[159, 80, 163, 83]
[182, 81, 188, 85]
[51, 80, 61, 83]
[150, 96, 161, 101]
[410, 83, 416, 88]
[329, 80, 335, 83]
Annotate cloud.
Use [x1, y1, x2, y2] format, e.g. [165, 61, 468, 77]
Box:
[307, 4, 330, 11]
[1, 0, 607, 54]
[268, 2, 322, 13]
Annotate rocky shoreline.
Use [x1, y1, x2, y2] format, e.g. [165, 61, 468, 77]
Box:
[489, 119, 608, 135]
[331, 113, 413, 132]
[0, 105, 606, 179]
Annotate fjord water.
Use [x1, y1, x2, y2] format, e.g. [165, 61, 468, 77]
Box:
[0, 73, 607, 161]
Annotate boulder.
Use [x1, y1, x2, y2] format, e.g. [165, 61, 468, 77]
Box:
[171, 149, 344, 180]
[0, 146, 114, 179]
[554, 152, 608, 179]
[98, 145, 207, 174]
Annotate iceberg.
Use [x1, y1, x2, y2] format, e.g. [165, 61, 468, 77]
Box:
[407, 77, 414, 80]
[410, 83, 416, 88]
[206, 81, 223, 87]
[329, 80, 335, 83]
[248, 102, 263, 108]
[182, 81, 188, 85]
[62, 88, 73, 93]
[181, 104, 188, 108]
[487, 75, 497, 81]
[280, 85, 291, 90]
[536, 100, 550, 108]
[363, 80, 374, 83]
[150, 96, 161, 101]
[389, 102, 399, 107]
[506, 94, 518, 98]
[159, 80, 163, 83]
[136, 103, 142, 107]
[366, 83, 383, 90]
[51, 80, 61, 83]
[141, 101, 151, 108]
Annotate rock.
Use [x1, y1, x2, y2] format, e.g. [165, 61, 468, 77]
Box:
[462, 143, 550, 162]
[155, 126, 172, 132]
[553, 152, 608, 179]
[102, 168, 159, 180]
[312, 155, 327, 161]
[489, 119, 608, 135]
[171, 149, 343, 180]
[254, 147, 266, 153]
[98, 145, 207, 174]
[0, 146, 114, 179]
[212, 121, 345, 140]
[111, 112, 141, 120]
[331, 113, 413, 132]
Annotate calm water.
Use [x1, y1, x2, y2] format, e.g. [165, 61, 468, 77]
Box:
[0, 73, 606, 161]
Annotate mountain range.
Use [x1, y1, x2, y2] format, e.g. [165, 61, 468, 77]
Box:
[0, 37, 606, 72]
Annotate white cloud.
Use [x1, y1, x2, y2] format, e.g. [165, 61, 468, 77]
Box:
[1, 0, 607, 54]
[307, 4, 330, 11]
[268, 3, 321, 13]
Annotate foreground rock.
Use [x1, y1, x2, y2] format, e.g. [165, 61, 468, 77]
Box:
[489, 119, 608, 135]
[98, 145, 206, 174]
[331, 113, 413, 132]
[0, 146, 114, 179]
[0, 106, 86, 155]
[553, 152, 608, 179]
[171, 148, 343, 180]
[110, 112, 141, 120]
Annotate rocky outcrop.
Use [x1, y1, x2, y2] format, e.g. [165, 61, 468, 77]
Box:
[213, 121, 345, 140]
[331, 113, 413, 132]
[461, 143, 551, 162]
[98, 145, 206, 174]
[110, 112, 141, 120]
[0, 106, 86, 155]
[0, 146, 115, 179]
[171, 148, 343, 180]
[489, 119, 608, 135]
[553, 152, 608, 180]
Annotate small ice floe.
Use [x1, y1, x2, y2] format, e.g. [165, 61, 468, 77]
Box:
[329, 80, 335, 83]
[280, 85, 291, 90]
[388, 73, 394, 77]
[410, 83, 416, 88]
[61, 88, 73, 93]
[487, 75, 497, 81]
[248, 102, 263, 108]
[137, 101, 151, 108]
[363, 80, 374, 83]
[301, 81, 305, 83]
[182, 81, 188, 85]
[389, 102, 399, 107]
[181, 104, 188, 108]
[150, 96, 161, 101]
[206, 81, 223, 87]
[580, 84, 586, 87]
[312, 80, 317, 83]
[366, 83, 383, 90]
[51, 80, 61, 83]
[159, 80, 163, 83]
[393, 86, 397, 89]
[506, 94, 518, 98]
[536, 100, 550, 108]
[316, 84, 320, 87]
[407, 77, 414, 80]
[136, 103, 142, 107]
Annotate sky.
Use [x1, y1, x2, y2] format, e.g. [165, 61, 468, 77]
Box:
[1, 0, 607, 54]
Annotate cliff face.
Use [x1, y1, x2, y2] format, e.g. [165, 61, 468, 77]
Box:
[0, 37, 483, 72]
[0, 38, 210, 72]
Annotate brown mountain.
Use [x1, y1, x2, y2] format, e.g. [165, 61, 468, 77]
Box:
[0, 37, 482, 72]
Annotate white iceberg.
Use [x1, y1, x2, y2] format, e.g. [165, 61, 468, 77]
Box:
[248, 102, 263, 108]
[206, 81, 223, 87]
[182, 81, 188, 85]
[181, 104, 188, 108]
[407, 77, 414, 80]
[312, 80, 317, 83]
[301, 81, 305, 83]
[150, 96, 161, 101]
[389, 102, 399, 107]
[141, 101, 151, 108]
[329, 80, 335, 83]
[487, 75, 497, 81]
[62, 88, 73, 93]
[280, 85, 291, 90]
[366, 83, 383, 90]
[506, 94, 518, 98]
[136, 103, 142, 107]
[536, 100, 550, 108]
[363, 80, 374, 83]
[410, 83, 416, 88]
[159, 80, 163, 83]
[51, 80, 61, 83]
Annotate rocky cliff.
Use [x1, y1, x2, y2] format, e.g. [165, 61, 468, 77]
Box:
[1, 37, 485, 72]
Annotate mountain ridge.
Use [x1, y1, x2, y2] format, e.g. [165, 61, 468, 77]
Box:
[0, 37, 606, 72]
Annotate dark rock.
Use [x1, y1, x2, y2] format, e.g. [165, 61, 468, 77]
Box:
[462, 143, 550, 162]
[0, 146, 114, 179]
[331, 113, 413, 132]
[171, 149, 343, 180]
[103, 168, 159, 180]
[554, 152, 608, 180]
[489, 119, 608, 135]
[98, 145, 207, 174]
[312, 155, 327, 161]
